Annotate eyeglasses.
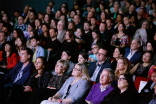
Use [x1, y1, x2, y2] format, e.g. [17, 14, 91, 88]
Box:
[73, 67, 81, 72]
[151, 75, 156, 78]
[117, 78, 126, 81]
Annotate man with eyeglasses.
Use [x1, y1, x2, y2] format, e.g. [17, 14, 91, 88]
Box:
[88, 48, 111, 83]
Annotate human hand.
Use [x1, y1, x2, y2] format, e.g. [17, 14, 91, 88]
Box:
[51, 98, 59, 103]
[48, 97, 53, 102]
[91, 58, 96, 62]
[23, 86, 31, 92]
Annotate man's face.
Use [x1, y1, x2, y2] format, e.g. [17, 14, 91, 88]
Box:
[20, 50, 30, 63]
[14, 12, 20, 18]
[49, 29, 56, 38]
[100, 70, 111, 85]
[2, 27, 8, 33]
[24, 6, 29, 13]
[114, 4, 119, 13]
[129, 5, 135, 12]
[138, 9, 143, 15]
[18, 16, 24, 25]
[46, 6, 51, 14]
[91, 18, 96, 26]
[99, 23, 106, 32]
[131, 39, 140, 50]
[141, 1, 145, 7]
[31, 38, 38, 47]
[123, 17, 129, 25]
[84, 23, 90, 31]
[74, 15, 80, 24]
[141, 21, 148, 29]
[97, 49, 107, 62]
[0, 33, 6, 42]
[106, 20, 112, 28]
[29, 12, 35, 20]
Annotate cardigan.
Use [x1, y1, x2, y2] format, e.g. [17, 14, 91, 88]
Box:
[0, 51, 18, 69]
[58, 77, 91, 103]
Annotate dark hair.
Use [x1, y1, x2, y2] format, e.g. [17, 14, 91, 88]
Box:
[101, 47, 109, 57]
[68, 21, 76, 31]
[49, 28, 58, 33]
[3, 41, 16, 58]
[63, 50, 72, 57]
[30, 29, 38, 37]
[143, 51, 154, 60]
[79, 51, 88, 60]
[36, 56, 48, 71]
[146, 41, 156, 52]
[18, 16, 24, 20]
[35, 18, 42, 26]
[0, 31, 7, 37]
[17, 36, 26, 47]
[61, 14, 68, 28]
[116, 47, 125, 57]
[116, 22, 126, 34]
[100, 22, 107, 28]
[50, 18, 58, 28]
[21, 47, 33, 60]
[118, 74, 137, 92]
[30, 36, 40, 41]
[66, 29, 75, 41]
[92, 43, 101, 48]
[84, 21, 91, 26]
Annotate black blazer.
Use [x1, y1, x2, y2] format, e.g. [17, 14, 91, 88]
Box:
[88, 61, 111, 83]
[26, 71, 51, 89]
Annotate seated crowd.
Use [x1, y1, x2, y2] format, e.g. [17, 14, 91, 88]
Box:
[0, 0, 156, 103]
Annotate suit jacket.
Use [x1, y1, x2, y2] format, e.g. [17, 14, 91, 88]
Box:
[124, 48, 142, 65]
[4, 61, 35, 86]
[88, 61, 111, 83]
[0, 51, 18, 69]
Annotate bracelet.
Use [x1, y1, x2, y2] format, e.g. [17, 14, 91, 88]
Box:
[30, 88, 32, 92]
[59, 99, 62, 103]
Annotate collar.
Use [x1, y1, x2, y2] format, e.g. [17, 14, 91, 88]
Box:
[130, 49, 137, 55]
[100, 84, 111, 92]
[96, 61, 105, 67]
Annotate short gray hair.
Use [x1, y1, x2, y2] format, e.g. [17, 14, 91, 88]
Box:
[102, 68, 115, 81]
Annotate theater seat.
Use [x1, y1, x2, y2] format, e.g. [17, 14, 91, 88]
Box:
[134, 76, 150, 92]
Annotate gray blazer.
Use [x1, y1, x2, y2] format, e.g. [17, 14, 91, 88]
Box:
[57, 30, 66, 43]
[58, 77, 91, 103]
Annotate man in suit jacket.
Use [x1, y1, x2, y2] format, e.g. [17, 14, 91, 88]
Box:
[88, 48, 111, 83]
[124, 39, 142, 67]
[4, 48, 35, 103]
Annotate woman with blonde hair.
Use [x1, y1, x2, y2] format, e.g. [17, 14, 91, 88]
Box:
[115, 57, 130, 79]
[41, 63, 91, 104]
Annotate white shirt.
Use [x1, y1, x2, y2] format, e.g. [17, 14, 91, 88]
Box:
[100, 84, 111, 92]
[127, 50, 137, 60]
[91, 62, 104, 82]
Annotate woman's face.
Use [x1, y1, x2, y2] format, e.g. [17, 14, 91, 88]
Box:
[35, 19, 41, 27]
[78, 55, 86, 63]
[146, 43, 153, 51]
[117, 75, 129, 90]
[100, 4, 104, 10]
[126, 2, 130, 8]
[55, 11, 61, 18]
[35, 58, 44, 70]
[131, 16, 135, 23]
[44, 15, 49, 23]
[117, 59, 125, 70]
[27, 25, 33, 32]
[151, 72, 156, 84]
[42, 25, 48, 32]
[92, 32, 99, 39]
[61, 7, 66, 14]
[60, 15, 65, 21]
[61, 51, 70, 60]
[72, 64, 83, 77]
[5, 44, 11, 52]
[113, 48, 121, 58]
[117, 15, 122, 22]
[51, 20, 56, 27]
[13, 30, 18, 38]
[142, 52, 151, 63]
[154, 33, 156, 41]
[29, 31, 34, 38]
[68, 23, 74, 30]
[16, 38, 22, 47]
[152, 3, 156, 9]
[55, 62, 65, 74]
[101, 12, 106, 20]
[38, 14, 43, 20]
[65, 31, 71, 40]
[76, 28, 82, 37]
[92, 45, 99, 54]
[118, 24, 124, 31]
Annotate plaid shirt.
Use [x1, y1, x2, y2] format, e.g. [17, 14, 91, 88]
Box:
[14, 24, 27, 31]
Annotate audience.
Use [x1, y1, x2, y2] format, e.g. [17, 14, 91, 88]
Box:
[1, 0, 156, 103]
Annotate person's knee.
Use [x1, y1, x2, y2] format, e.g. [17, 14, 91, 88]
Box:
[40, 100, 48, 104]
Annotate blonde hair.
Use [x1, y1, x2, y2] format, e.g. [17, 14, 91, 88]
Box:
[57, 59, 69, 72]
[76, 63, 91, 81]
[115, 57, 130, 79]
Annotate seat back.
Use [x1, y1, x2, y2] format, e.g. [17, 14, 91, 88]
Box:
[134, 76, 150, 92]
